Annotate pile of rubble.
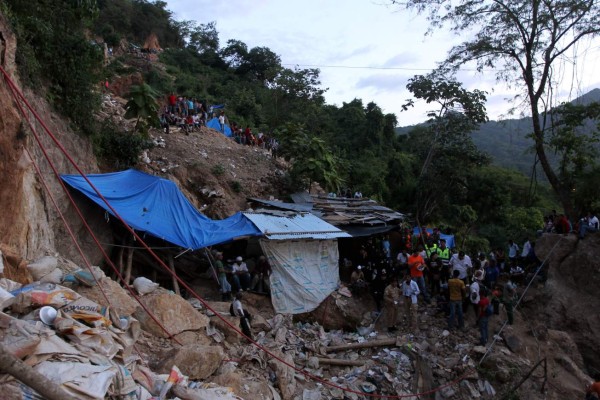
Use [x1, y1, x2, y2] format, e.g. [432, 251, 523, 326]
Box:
[0, 250, 591, 399]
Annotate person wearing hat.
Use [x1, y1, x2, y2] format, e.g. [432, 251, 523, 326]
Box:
[232, 256, 251, 292]
[214, 252, 232, 301]
[350, 265, 367, 296]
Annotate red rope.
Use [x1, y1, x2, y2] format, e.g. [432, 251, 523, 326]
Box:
[2, 68, 181, 345]
[0, 65, 478, 398]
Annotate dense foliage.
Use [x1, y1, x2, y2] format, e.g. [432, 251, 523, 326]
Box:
[5, 0, 599, 249]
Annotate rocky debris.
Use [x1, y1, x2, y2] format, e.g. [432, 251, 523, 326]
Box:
[133, 288, 209, 338]
[0, 239, 598, 399]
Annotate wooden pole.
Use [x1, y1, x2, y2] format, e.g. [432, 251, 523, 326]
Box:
[124, 245, 134, 285]
[325, 338, 398, 353]
[0, 343, 77, 400]
[316, 358, 366, 367]
[168, 253, 180, 296]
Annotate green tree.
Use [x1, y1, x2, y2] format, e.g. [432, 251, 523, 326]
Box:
[124, 83, 160, 133]
[275, 124, 345, 193]
[394, 0, 600, 217]
[403, 75, 489, 222]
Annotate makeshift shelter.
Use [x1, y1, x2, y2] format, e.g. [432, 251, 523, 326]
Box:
[243, 211, 350, 314]
[206, 117, 232, 137]
[249, 194, 406, 237]
[61, 169, 260, 250]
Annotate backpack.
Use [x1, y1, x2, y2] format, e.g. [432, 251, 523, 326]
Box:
[484, 303, 493, 317]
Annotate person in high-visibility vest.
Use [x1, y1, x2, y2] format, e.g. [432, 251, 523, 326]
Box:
[437, 239, 452, 284]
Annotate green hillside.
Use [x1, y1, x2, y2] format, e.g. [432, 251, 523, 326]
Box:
[396, 88, 600, 177]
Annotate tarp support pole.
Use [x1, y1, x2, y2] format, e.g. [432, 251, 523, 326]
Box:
[167, 253, 180, 296]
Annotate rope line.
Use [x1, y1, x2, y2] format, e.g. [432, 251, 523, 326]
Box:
[1, 66, 479, 398]
[1, 66, 181, 345]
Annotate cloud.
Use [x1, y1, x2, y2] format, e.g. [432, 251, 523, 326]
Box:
[355, 73, 410, 93]
[381, 53, 419, 67]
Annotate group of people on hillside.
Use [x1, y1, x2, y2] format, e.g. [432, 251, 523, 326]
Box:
[160, 94, 209, 134]
[541, 210, 599, 239]
[347, 231, 533, 346]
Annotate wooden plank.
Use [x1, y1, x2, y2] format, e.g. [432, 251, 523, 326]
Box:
[325, 338, 398, 353]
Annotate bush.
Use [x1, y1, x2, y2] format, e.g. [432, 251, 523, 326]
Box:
[93, 121, 153, 169]
[229, 180, 242, 193]
[211, 164, 225, 176]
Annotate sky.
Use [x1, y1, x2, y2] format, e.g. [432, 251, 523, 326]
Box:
[166, 0, 600, 126]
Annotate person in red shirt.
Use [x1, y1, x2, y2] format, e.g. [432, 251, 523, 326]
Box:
[168, 93, 177, 113]
[408, 248, 430, 303]
[478, 288, 491, 346]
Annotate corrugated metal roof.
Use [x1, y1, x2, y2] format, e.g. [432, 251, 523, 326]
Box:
[243, 212, 351, 240]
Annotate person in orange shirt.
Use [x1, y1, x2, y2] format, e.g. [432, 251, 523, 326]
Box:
[408, 248, 430, 303]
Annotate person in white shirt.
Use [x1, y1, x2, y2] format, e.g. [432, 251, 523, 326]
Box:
[232, 256, 251, 292]
[579, 212, 599, 239]
[521, 240, 531, 259]
[449, 251, 472, 283]
[401, 274, 420, 331]
[508, 240, 519, 262]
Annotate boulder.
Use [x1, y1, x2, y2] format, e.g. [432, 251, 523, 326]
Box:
[77, 277, 138, 317]
[134, 290, 209, 338]
[159, 344, 224, 379]
[298, 291, 375, 331]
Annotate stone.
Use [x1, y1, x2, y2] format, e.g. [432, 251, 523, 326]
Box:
[212, 371, 242, 395]
[134, 290, 209, 338]
[159, 344, 224, 379]
[172, 330, 212, 346]
[212, 314, 241, 344]
[439, 386, 455, 398]
[77, 277, 138, 317]
[269, 349, 296, 400]
[503, 334, 523, 353]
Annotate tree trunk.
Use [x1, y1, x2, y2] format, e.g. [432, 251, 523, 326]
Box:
[0, 343, 77, 400]
[529, 102, 575, 218]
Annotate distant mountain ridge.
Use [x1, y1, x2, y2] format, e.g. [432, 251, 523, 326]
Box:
[396, 88, 600, 176]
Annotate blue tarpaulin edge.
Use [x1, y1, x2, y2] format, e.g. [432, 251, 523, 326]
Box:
[61, 169, 261, 250]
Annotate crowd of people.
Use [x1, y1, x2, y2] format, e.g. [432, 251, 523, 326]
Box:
[345, 230, 542, 346]
[540, 209, 599, 239]
[158, 93, 281, 154]
[212, 251, 271, 301]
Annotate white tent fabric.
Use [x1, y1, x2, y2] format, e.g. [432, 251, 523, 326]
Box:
[260, 239, 340, 314]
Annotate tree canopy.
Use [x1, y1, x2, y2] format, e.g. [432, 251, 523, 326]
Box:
[394, 0, 600, 218]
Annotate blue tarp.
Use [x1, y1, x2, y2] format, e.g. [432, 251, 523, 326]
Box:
[206, 117, 233, 137]
[61, 169, 261, 250]
[412, 227, 455, 249]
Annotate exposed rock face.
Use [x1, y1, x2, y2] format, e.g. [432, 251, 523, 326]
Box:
[133, 289, 209, 338]
[535, 233, 600, 374]
[0, 15, 108, 264]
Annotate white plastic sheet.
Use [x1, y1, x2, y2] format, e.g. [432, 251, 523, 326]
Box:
[260, 239, 340, 314]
